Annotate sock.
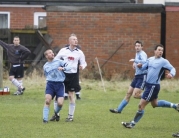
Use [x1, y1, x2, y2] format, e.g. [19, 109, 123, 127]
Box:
[69, 103, 75, 118]
[64, 93, 68, 97]
[76, 92, 80, 98]
[54, 100, 57, 111]
[17, 80, 23, 91]
[76, 91, 80, 95]
[117, 99, 128, 112]
[55, 105, 62, 114]
[11, 78, 22, 89]
[157, 100, 176, 109]
[43, 106, 49, 121]
[133, 110, 144, 123]
[140, 92, 143, 98]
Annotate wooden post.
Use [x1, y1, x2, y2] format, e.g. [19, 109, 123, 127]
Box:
[0, 46, 3, 88]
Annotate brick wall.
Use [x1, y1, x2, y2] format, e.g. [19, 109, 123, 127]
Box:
[47, 12, 161, 79]
[2, 4, 179, 79]
[0, 7, 45, 29]
[166, 6, 179, 77]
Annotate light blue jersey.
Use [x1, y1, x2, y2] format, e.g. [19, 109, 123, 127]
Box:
[134, 50, 147, 75]
[141, 56, 176, 84]
[43, 59, 71, 82]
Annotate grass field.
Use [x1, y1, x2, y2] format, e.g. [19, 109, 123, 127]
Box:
[0, 77, 179, 138]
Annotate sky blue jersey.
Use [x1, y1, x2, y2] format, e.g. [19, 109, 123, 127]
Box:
[43, 59, 71, 82]
[141, 56, 176, 84]
[134, 50, 147, 75]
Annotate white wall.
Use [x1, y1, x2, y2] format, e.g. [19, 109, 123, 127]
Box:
[143, 0, 179, 5]
[143, 0, 165, 5]
[166, 0, 179, 2]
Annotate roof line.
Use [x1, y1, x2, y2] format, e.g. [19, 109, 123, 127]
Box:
[0, 4, 44, 7]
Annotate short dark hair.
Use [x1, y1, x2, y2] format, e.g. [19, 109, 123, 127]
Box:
[14, 36, 20, 39]
[135, 40, 143, 46]
[154, 44, 164, 50]
[44, 49, 52, 56]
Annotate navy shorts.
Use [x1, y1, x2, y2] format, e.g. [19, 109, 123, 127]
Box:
[45, 81, 65, 99]
[142, 82, 160, 101]
[64, 73, 81, 93]
[130, 74, 146, 90]
[9, 63, 24, 78]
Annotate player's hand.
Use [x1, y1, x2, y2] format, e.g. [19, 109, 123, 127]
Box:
[129, 59, 135, 62]
[137, 63, 142, 68]
[166, 73, 173, 79]
[58, 67, 64, 71]
[79, 65, 83, 70]
[132, 63, 136, 69]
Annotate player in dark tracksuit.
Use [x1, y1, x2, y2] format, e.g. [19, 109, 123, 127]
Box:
[0, 36, 31, 95]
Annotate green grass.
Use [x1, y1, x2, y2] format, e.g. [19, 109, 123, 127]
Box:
[0, 78, 179, 138]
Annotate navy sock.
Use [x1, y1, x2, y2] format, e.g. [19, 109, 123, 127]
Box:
[133, 110, 144, 123]
[55, 105, 62, 114]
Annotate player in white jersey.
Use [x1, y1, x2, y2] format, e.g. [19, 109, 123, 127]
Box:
[51, 34, 87, 122]
[63, 44, 82, 100]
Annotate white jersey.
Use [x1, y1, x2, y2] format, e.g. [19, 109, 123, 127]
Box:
[55, 46, 87, 73]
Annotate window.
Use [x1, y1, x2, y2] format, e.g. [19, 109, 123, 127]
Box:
[0, 12, 10, 28]
[38, 16, 46, 28]
[34, 12, 46, 29]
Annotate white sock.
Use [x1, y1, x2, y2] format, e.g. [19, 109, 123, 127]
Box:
[64, 93, 68, 97]
[76, 91, 80, 95]
[11, 78, 21, 89]
[69, 103, 75, 118]
[17, 80, 23, 91]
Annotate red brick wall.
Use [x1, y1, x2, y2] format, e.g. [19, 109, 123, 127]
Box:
[0, 7, 45, 29]
[166, 7, 179, 78]
[2, 6, 179, 79]
[47, 12, 161, 79]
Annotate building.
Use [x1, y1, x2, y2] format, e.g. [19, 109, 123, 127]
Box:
[0, 0, 179, 79]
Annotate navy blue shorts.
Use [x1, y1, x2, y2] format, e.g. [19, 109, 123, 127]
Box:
[9, 63, 24, 78]
[130, 74, 146, 90]
[45, 81, 65, 99]
[142, 82, 160, 101]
